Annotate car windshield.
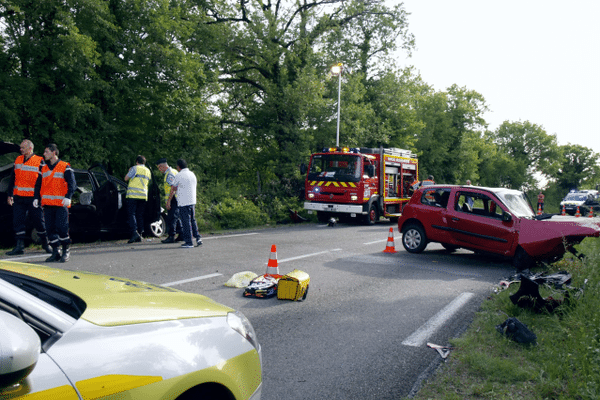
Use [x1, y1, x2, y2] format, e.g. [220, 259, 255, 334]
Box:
[565, 193, 587, 201]
[496, 191, 535, 218]
[307, 154, 362, 182]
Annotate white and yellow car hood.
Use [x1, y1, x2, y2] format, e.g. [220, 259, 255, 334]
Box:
[0, 262, 262, 400]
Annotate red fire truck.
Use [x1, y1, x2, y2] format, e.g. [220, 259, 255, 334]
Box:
[303, 147, 419, 224]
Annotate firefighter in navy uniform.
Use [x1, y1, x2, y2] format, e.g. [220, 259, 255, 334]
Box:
[40, 144, 76, 262]
[124, 155, 151, 243]
[156, 158, 182, 243]
[5, 140, 52, 255]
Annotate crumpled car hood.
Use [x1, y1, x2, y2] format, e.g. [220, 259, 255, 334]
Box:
[518, 217, 600, 257]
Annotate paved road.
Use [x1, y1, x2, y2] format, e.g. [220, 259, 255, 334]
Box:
[3, 222, 514, 399]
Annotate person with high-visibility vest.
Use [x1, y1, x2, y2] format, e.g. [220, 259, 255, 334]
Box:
[40, 143, 76, 262]
[537, 191, 545, 213]
[5, 140, 52, 256]
[156, 158, 182, 243]
[124, 155, 151, 243]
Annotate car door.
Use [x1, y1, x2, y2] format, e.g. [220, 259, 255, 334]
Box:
[446, 190, 515, 255]
[69, 170, 101, 234]
[88, 164, 120, 229]
[418, 187, 455, 244]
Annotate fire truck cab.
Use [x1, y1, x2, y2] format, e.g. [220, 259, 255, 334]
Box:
[303, 147, 418, 224]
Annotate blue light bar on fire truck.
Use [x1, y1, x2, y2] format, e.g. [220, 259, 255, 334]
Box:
[321, 147, 360, 153]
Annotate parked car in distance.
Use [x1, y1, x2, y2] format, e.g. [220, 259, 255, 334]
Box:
[0, 261, 262, 399]
[560, 190, 599, 216]
[0, 141, 165, 245]
[398, 185, 600, 270]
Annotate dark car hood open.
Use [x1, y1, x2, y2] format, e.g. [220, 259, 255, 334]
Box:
[1, 141, 20, 157]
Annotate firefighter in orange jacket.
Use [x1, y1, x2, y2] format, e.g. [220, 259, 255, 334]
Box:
[5, 140, 51, 256]
[39, 144, 76, 262]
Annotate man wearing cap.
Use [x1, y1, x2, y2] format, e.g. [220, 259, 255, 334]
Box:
[156, 158, 181, 243]
[124, 155, 151, 243]
[6, 139, 52, 255]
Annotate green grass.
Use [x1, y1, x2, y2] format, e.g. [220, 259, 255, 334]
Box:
[413, 237, 600, 400]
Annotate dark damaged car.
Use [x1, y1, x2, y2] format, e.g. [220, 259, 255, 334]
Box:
[398, 185, 600, 269]
[1, 141, 164, 245]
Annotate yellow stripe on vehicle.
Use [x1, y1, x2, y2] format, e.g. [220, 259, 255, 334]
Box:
[76, 375, 163, 400]
[309, 181, 356, 188]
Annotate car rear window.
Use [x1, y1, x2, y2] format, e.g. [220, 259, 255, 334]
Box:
[420, 188, 450, 208]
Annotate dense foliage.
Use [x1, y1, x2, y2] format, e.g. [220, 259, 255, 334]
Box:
[1, 0, 598, 229]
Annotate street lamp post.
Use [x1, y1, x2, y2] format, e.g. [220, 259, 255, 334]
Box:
[331, 63, 342, 147]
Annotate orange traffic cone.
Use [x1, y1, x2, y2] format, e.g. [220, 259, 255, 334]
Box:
[265, 244, 282, 277]
[537, 204, 542, 216]
[589, 207, 594, 218]
[561, 205, 566, 216]
[383, 227, 397, 254]
[575, 206, 581, 217]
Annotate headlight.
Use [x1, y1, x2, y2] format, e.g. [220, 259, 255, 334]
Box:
[307, 193, 315, 199]
[227, 311, 260, 351]
[350, 194, 358, 201]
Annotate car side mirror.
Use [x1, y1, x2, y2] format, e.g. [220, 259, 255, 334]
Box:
[0, 312, 40, 387]
[365, 165, 375, 177]
[300, 163, 307, 175]
[502, 211, 512, 222]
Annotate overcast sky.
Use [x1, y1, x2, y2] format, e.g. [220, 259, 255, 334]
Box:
[391, 0, 600, 155]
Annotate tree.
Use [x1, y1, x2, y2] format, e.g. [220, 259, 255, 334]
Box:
[553, 144, 600, 193]
[199, 0, 414, 188]
[489, 120, 560, 190]
[414, 84, 488, 183]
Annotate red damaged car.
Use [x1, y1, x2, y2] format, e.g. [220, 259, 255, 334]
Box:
[397, 185, 600, 270]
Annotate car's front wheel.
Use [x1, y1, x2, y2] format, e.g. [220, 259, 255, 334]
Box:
[402, 223, 427, 253]
[148, 215, 166, 237]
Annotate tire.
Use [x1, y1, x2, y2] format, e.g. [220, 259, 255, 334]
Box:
[317, 211, 330, 223]
[364, 203, 379, 225]
[441, 243, 459, 252]
[512, 247, 533, 271]
[402, 223, 427, 253]
[148, 215, 166, 238]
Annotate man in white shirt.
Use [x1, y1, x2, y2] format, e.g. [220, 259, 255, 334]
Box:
[167, 159, 202, 248]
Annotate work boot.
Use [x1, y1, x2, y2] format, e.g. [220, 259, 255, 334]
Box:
[40, 236, 52, 254]
[127, 232, 141, 243]
[45, 246, 61, 262]
[161, 236, 175, 244]
[59, 244, 70, 263]
[6, 239, 25, 256]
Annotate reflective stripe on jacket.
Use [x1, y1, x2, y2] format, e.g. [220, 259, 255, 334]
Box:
[163, 167, 178, 197]
[126, 165, 151, 200]
[13, 154, 43, 197]
[41, 161, 70, 207]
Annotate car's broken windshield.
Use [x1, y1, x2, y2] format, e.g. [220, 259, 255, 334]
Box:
[496, 192, 535, 218]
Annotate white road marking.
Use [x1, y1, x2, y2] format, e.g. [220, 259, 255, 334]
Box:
[402, 292, 475, 347]
[202, 233, 259, 240]
[2, 254, 50, 261]
[278, 249, 342, 263]
[161, 273, 223, 287]
[363, 239, 388, 245]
